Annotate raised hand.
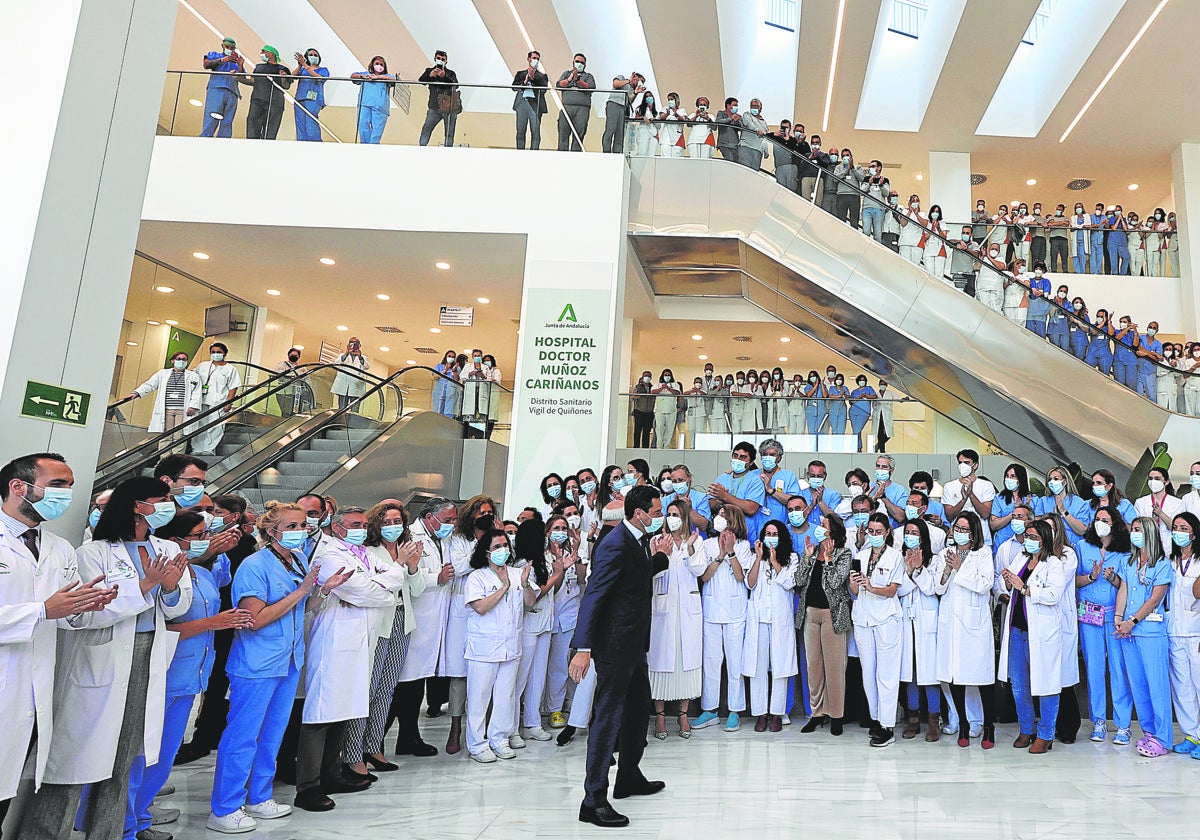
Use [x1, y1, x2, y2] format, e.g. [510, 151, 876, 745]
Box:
[323, 566, 356, 593]
[398, 541, 421, 573]
[44, 576, 114, 620]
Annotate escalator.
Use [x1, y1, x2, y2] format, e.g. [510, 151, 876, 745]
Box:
[626, 149, 1199, 479]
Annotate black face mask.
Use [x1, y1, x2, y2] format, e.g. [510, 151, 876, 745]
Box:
[288, 356, 300, 363]
[475, 514, 494, 532]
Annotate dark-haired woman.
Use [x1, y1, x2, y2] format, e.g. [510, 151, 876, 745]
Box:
[514, 518, 567, 744]
[795, 514, 852, 735]
[743, 521, 798, 732]
[898, 518, 941, 741]
[989, 463, 1033, 552]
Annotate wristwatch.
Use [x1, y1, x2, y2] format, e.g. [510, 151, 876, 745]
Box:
[1131, 616, 1140, 625]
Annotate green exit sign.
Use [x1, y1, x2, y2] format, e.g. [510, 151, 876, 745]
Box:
[21, 381, 91, 427]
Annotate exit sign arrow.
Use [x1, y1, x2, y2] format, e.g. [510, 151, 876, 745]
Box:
[29, 396, 60, 407]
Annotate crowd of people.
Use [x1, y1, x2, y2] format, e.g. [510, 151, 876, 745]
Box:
[432, 349, 504, 437]
[5, 441, 1200, 836]
[628, 365, 899, 452]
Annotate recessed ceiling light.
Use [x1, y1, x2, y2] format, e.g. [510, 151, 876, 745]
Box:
[188, 99, 202, 107]
[191, 251, 209, 260]
[294, 344, 304, 350]
[266, 289, 281, 296]
[336, 325, 349, 331]
[319, 257, 336, 266]
[406, 359, 417, 365]
[778, 356, 789, 362]
[476, 297, 490, 304]
[155, 286, 174, 293]
[691, 334, 703, 341]
[125, 341, 139, 347]
[915, 173, 924, 181]
[698, 354, 709, 360]
[379, 346, 390, 352]
[429, 327, 443, 334]
[435, 261, 451, 270]
[1128, 183, 1140, 191]
[165, 319, 178, 326]
[376, 293, 391, 301]
[146, 320, 160, 326]
[1026, 178, 1038, 186]
[780, 337, 791, 343]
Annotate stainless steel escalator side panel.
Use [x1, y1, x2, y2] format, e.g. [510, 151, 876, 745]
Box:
[312, 410, 468, 507]
[207, 409, 341, 497]
[705, 160, 786, 241]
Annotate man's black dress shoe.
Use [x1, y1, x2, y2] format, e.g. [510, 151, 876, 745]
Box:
[578, 803, 630, 827]
[395, 739, 438, 757]
[612, 780, 666, 800]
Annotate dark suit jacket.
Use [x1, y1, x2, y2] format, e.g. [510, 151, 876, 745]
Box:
[512, 69, 549, 115]
[571, 522, 668, 663]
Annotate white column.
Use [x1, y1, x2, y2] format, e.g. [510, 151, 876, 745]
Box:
[928, 151, 972, 230]
[1170, 143, 1200, 338]
[0, 0, 176, 538]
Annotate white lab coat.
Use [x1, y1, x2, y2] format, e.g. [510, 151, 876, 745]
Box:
[330, 353, 371, 398]
[932, 547, 995, 686]
[899, 561, 941, 685]
[364, 543, 428, 639]
[648, 541, 706, 674]
[43, 537, 193, 785]
[997, 554, 1069, 697]
[1056, 549, 1080, 687]
[1134, 494, 1185, 551]
[0, 524, 92, 798]
[134, 368, 202, 432]
[441, 533, 476, 678]
[741, 553, 798, 679]
[303, 537, 406, 723]
[397, 520, 453, 682]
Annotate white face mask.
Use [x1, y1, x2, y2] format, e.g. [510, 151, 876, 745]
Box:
[666, 515, 683, 532]
[957, 462, 972, 478]
[712, 515, 728, 533]
[1094, 520, 1112, 538]
[574, 61, 585, 71]
[1147, 478, 1165, 494]
[260, 53, 269, 63]
[373, 64, 385, 73]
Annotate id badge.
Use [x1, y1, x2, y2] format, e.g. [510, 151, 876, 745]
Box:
[1144, 612, 1163, 623]
[107, 556, 138, 583]
[306, 90, 317, 101]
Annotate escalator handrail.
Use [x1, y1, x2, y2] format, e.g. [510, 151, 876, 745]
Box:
[96, 362, 397, 478]
[647, 120, 1194, 385]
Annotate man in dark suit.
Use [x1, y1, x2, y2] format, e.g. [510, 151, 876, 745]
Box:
[512, 50, 549, 150]
[570, 485, 670, 828]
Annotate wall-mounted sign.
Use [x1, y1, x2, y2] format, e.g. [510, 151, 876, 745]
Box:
[439, 306, 474, 327]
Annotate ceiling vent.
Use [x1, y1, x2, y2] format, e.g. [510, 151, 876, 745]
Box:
[413, 347, 439, 354]
[970, 173, 988, 185]
[1066, 179, 1093, 191]
[375, 326, 405, 333]
[735, 355, 752, 362]
[733, 335, 753, 342]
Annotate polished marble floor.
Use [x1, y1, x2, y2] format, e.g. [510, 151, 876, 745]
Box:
[158, 714, 1197, 840]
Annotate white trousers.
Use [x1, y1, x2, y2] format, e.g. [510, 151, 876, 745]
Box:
[189, 404, 228, 454]
[857, 619, 902, 728]
[545, 628, 574, 713]
[924, 255, 947, 280]
[688, 143, 713, 160]
[516, 630, 552, 729]
[900, 245, 923, 266]
[567, 664, 597, 728]
[702, 620, 746, 713]
[1169, 635, 1200, 740]
[466, 658, 519, 755]
[654, 411, 676, 448]
[749, 622, 788, 716]
[940, 682, 983, 728]
[977, 288, 1003, 314]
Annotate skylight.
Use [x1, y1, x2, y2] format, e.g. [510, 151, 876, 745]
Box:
[1021, 0, 1062, 46]
[889, 0, 930, 40]
[765, 0, 799, 32]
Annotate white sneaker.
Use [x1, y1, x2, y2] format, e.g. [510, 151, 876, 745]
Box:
[206, 809, 257, 834]
[941, 721, 957, 735]
[780, 715, 792, 726]
[969, 724, 983, 738]
[469, 748, 498, 763]
[508, 733, 527, 749]
[494, 743, 517, 760]
[522, 726, 553, 742]
[244, 799, 292, 820]
[149, 804, 179, 825]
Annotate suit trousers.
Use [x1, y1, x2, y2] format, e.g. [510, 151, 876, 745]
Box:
[804, 607, 847, 718]
[583, 657, 651, 808]
[296, 720, 348, 793]
[515, 98, 542, 149]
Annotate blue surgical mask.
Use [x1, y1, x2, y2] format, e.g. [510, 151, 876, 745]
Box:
[306, 515, 322, 531]
[813, 526, 828, 543]
[1190, 476, 1200, 491]
[1047, 479, 1065, 495]
[490, 547, 511, 566]
[788, 511, 807, 528]
[25, 485, 73, 521]
[381, 524, 405, 542]
[749, 107, 760, 116]
[903, 534, 921, 550]
[209, 516, 225, 532]
[144, 501, 177, 530]
[321, 514, 332, 528]
[1004, 478, 1019, 492]
[435, 522, 454, 539]
[547, 484, 562, 499]
[952, 531, 970, 546]
[672, 481, 689, 495]
[175, 484, 205, 508]
[581, 480, 597, 495]
[625, 472, 637, 486]
[1092, 484, 1108, 498]
[761, 456, 777, 471]
[808, 476, 825, 488]
[1024, 539, 1041, 554]
[905, 505, 919, 521]
[764, 535, 779, 550]
[1130, 531, 1146, 549]
[187, 538, 211, 559]
[342, 528, 368, 546]
[278, 529, 307, 551]
[853, 512, 870, 528]
[731, 459, 747, 474]
[173, 359, 188, 370]
[644, 515, 664, 534]
[867, 533, 885, 549]
[549, 530, 568, 544]
[874, 469, 890, 482]
[88, 508, 102, 529]
[1011, 519, 1026, 535]
[1172, 530, 1191, 548]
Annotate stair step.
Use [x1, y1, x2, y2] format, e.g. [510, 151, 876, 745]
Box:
[275, 462, 336, 477]
[307, 439, 359, 452]
[293, 449, 346, 464]
[319, 428, 377, 443]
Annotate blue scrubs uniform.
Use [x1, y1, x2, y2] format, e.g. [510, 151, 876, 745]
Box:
[989, 493, 1030, 551]
[662, 487, 713, 525]
[825, 385, 849, 435]
[1113, 329, 1139, 389]
[1032, 493, 1091, 548]
[127, 566, 221, 838]
[848, 387, 876, 451]
[1088, 213, 1106, 273]
[1072, 215, 1090, 274]
[1025, 276, 1051, 337]
[201, 52, 242, 138]
[1084, 324, 1113, 376]
[1107, 217, 1130, 275]
[869, 480, 909, 526]
[354, 73, 395, 143]
[755, 468, 801, 528]
[1068, 310, 1089, 359]
[1046, 299, 1070, 351]
[797, 486, 844, 528]
[294, 65, 330, 141]
[433, 362, 459, 416]
[713, 471, 767, 541]
[211, 547, 309, 818]
[1117, 555, 1174, 746]
[804, 383, 825, 436]
[1136, 337, 1162, 400]
[1075, 542, 1132, 728]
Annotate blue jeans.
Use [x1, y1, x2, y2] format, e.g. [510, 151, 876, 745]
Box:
[201, 87, 238, 137]
[126, 694, 195, 837]
[358, 105, 389, 143]
[1009, 628, 1059, 740]
[1079, 618, 1132, 726]
[294, 100, 322, 141]
[862, 206, 886, 241]
[905, 682, 941, 713]
[420, 108, 457, 147]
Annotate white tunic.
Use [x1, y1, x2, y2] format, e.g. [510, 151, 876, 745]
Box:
[932, 546, 995, 686]
[648, 541, 706, 673]
[464, 566, 524, 662]
[133, 368, 202, 432]
[1168, 554, 1200, 637]
[521, 558, 557, 635]
[699, 537, 752, 624]
[851, 546, 905, 627]
[1134, 494, 1185, 551]
[997, 554, 1069, 697]
[940, 479, 997, 544]
[194, 360, 243, 407]
[397, 521, 454, 682]
[741, 553, 799, 678]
